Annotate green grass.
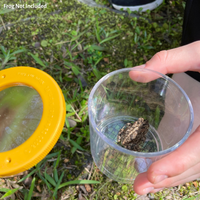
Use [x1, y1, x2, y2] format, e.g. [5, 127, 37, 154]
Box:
[0, 0, 200, 199]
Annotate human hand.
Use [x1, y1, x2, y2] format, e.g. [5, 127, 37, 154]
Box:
[129, 41, 200, 82]
[130, 41, 200, 194]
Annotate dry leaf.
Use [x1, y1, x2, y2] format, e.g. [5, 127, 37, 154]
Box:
[45, 166, 54, 175]
[6, 179, 23, 190]
[193, 181, 198, 188]
[80, 185, 87, 194]
[185, 182, 190, 187]
[103, 58, 109, 63]
[24, 176, 32, 186]
[0, 179, 5, 183]
[41, 186, 49, 200]
[32, 191, 43, 197]
[84, 184, 91, 193]
[64, 158, 69, 163]
[38, 180, 42, 184]
[1, 172, 24, 179]
[37, 185, 42, 192]
[143, 55, 147, 61]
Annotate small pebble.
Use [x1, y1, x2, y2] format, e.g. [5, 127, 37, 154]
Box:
[24, 176, 32, 186]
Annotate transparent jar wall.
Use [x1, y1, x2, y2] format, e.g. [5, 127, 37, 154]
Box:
[90, 71, 191, 151]
[90, 124, 137, 183]
[90, 123, 165, 184]
[89, 69, 193, 183]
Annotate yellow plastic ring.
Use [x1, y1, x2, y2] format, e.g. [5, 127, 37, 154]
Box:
[0, 67, 66, 177]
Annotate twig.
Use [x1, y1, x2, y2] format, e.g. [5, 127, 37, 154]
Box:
[63, 166, 75, 169]
[2, 172, 24, 178]
[96, 179, 112, 195]
[70, 104, 82, 121]
[67, 165, 78, 168]
[47, 158, 59, 162]
[55, 40, 70, 45]
[87, 162, 93, 180]
[0, 16, 6, 30]
[90, 191, 96, 200]
[76, 150, 90, 156]
[61, 195, 70, 200]
[171, 188, 176, 200]
[189, 191, 200, 196]
[84, 167, 90, 173]
[83, 194, 90, 200]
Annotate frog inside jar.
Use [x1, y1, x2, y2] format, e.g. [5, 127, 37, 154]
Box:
[117, 118, 149, 152]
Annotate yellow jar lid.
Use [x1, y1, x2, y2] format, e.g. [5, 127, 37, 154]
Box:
[0, 67, 66, 177]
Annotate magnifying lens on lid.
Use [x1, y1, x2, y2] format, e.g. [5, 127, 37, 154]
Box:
[0, 66, 66, 177]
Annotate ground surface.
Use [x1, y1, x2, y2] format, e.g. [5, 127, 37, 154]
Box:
[0, 0, 200, 199]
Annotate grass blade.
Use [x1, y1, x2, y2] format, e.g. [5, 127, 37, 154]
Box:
[71, 39, 84, 51]
[72, 66, 80, 75]
[78, 104, 87, 116]
[10, 48, 26, 56]
[2, 50, 10, 65]
[37, 172, 51, 190]
[0, 9, 14, 14]
[24, 192, 28, 200]
[69, 139, 85, 151]
[18, 168, 37, 183]
[44, 170, 57, 187]
[65, 30, 87, 42]
[95, 19, 101, 43]
[0, 46, 6, 56]
[7, 56, 16, 60]
[70, 30, 87, 42]
[28, 52, 46, 69]
[93, 68, 101, 79]
[100, 33, 121, 44]
[65, 116, 70, 128]
[183, 195, 200, 200]
[54, 150, 61, 169]
[90, 44, 107, 51]
[53, 171, 65, 198]
[53, 169, 59, 183]
[94, 56, 104, 66]
[155, 106, 160, 128]
[0, 188, 10, 193]
[66, 48, 73, 61]
[45, 151, 60, 160]
[27, 177, 35, 200]
[65, 61, 81, 69]
[0, 188, 19, 199]
[58, 180, 100, 190]
[95, 28, 101, 43]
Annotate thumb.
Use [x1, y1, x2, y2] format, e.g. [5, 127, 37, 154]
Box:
[129, 41, 200, 82]
[146, 125, 200, 184]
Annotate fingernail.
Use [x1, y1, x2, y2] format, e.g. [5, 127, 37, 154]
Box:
[143, 187, 154, 194]
[154, 175, 168, 184]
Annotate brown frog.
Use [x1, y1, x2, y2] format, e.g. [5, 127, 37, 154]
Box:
[117, 118, 149, 152]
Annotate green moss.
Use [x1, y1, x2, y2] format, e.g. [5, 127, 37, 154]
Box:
[1, 0, 183, 74]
